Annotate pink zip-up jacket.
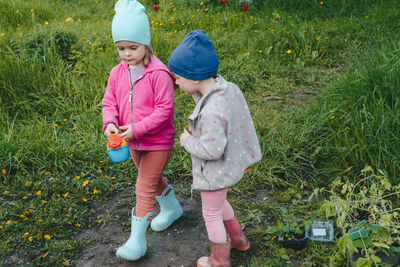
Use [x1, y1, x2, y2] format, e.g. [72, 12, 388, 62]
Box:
[102, 56, 176, 151]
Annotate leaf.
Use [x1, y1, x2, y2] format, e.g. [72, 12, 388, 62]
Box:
[366, 223, 382, 234]
[373, 242, 390, 249]
[370, 254, 382, 263]
[280, 254, 290, 260]
[349, 228, 370, 240]
[353, 237, 373, 248]
[390, 247, 400, 253]
[357, 220, 368, 227]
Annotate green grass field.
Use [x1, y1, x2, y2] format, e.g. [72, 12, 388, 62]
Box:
[1, 0, 400, 265]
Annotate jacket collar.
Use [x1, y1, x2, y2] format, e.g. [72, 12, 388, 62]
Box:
[189, 74, 227, 120]
[120, 56, 174, 79]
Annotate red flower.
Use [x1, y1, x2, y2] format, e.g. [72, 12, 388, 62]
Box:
[242, 5, 249, 11]
[153, 5, 160, 11]
[221, 0, 228, 3]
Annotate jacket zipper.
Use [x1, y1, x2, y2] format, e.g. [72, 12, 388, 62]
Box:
[128, 68, 144, 151]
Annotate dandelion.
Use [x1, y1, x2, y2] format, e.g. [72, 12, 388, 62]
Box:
[99, 160, 104, 163]
[76, 176, 80, 180]
[29, 236, 33, 242]
[44, 234, 51, 240]
[330, 116, 335, 120]
[30, 9, 34, 12]
[1, 169, 6, 175]
[276, 13, 280, 18]
[17, 24, 20, 27]
[22, 195, 27, 200]
[82, 180, 89, 187]
[42, 252, 49, 258]
[65, 17, 73, 22]
[97, 219, 103, 224]
[363, 186, 367, 190]
[258, 50, 262, 53]
[97, 169, 102, 174]
[16, 10, 19, 13]
[42, 200, 47, 204]
[3, 190, 9, 195]
[45, 21, 49, 25]
[6, 220, 11, 225]
[63, 118, 67, 122]
[64, 192, 69, 197]
[36, 190, 42, 196]
[64, 260, 70, 265]
[365, 16, 369, 19]
[54, 123, 58, 127]
[0, 33, 4, 37]
[286, 50, 292, 54]
[271, 235, 276, 240]
[38, 219, 43, 222]
[319, 1, 324, 4]
[200, 2, 204, 5]
[76, 223, 81, 227]
[316, 36, 321, 40]
[93, 189, 99, 194]
[24, 232, 30, 236]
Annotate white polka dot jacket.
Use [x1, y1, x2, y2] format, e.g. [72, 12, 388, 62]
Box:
[183, 75, 262, 191]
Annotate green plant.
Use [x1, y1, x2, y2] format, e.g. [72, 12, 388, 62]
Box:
[268, 220, 307, 240]
[339, 219, 400, 266]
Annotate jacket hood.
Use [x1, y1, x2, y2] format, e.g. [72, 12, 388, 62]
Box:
[120, 55, 175, 79]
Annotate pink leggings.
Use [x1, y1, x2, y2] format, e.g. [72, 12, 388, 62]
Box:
[130, 149, 172, 218]
[201, 189, 235, 243]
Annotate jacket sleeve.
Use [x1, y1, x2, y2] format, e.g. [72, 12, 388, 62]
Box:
[102, 68, 119, 132]
[131, 71, 175, 139]
[184, 113, 227, 160]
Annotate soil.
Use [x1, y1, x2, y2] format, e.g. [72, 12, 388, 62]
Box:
[73, 186, 253, 267]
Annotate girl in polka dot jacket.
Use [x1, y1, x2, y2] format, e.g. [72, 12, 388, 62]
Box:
[168, 30, 262, 267]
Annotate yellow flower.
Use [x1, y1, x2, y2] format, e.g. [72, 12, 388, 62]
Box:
[93, 189, 99, 194]
[42, 200, 47, 204]
[64, 192, 69, 197]
[1, 169, 6, 175]
[24, 232, 30, 236]
[63, 118, 67, 122]
[17, 24, 20, 27]
[271, 235, 276, 240]
[65, 17, 73, 22]
[54, 123, 58, 127]
[82, 180, 89, 187]
[45, 21, 49, 25]
[363, 186, 367, 190]
[76, 176, 80, 180]
[286, 50, 292, 54]
[330, 116, 335, 120]
[6, 220, 11, 225]
[0, 33, 4, 37]
[258, 50, 263, 53]
[200, 2, 204, 5]
[42, 251, 48, 258]
[4, 190, 9, 195]
[76, 223, 81, 227]
[319, 1, 324, 4]
[22, 195, 27, 200]
[97, 219, 102, 224]
[36, 190, 42, 196]
[0, 225, 3, 229]
[64, 260, 70, 265]
[365, 16, 369, 19]
[82, 198, 87, 202]
[44, 234, 51, 240]
[99, 160, 104, 163]
[38, 219, 43, 222]
[316, 36, 321, 40]
[29, 236, 33, 242]
[97, 169, 102, 174]
[31, 9, 34, 12]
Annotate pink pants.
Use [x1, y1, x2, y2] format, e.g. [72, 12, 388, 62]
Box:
[130, 149, 172, 218]
[201, 189, 235, 243]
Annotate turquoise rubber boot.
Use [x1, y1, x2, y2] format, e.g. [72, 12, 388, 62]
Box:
[151, 184, 183, 232]
[116, 207, 153, 261]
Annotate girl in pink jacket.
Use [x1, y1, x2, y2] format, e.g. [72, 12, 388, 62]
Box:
[102, 0, 182, 261]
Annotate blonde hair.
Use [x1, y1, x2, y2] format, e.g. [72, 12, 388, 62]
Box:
[143, 45, 153, 67]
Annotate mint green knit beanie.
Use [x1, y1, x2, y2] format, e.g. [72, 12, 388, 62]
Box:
[111, 0, 150, 45]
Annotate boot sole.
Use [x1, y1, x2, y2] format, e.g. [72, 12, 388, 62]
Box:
[231, 241, 250, 251]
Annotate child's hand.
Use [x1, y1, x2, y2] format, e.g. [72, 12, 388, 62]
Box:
[119, 124, 135, 142]
[180, 128, 191, 146]
[104, 123, 118, 137]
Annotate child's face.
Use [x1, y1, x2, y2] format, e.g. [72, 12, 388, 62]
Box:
[115, 41, 146, 68]
[173, 74, 198, 95]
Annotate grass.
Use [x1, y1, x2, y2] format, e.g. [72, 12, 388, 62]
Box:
[1, 0, 400, 265]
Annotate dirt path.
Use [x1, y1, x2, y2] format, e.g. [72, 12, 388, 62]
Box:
[73, 188, 212, 267]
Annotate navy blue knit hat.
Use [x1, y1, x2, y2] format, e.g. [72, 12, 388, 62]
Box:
[168, 30, 219, 80]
